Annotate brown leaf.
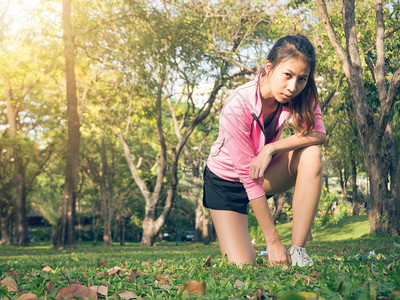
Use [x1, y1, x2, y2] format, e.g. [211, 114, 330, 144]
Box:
[41, 266, 56, 274]
[1, 276, 19, 292]
[335, 257, 343, 261]
[203, 256, 212, 268]
[386, 263, 393, 271]
[251, 287, 265, 300]
[156, 273, 169, 284]
[16, 293, 40, 300]
[98, 258, 108, 266]
[336, 277, 344, 292]
[178, 281, 206, 296]
[117, 289, 137, 299]
[311, 270, 321, 278]
[281, 264, 289, 271]
[293, 273, 317, 282]
[153, 259, 162, 267]
[234, 279, 245, 287]
[90, 285, 108, 296]
[45, 280, 55, 296]
[55, 284, 98, 300]
[128, 269, 141, 282]
[5, 268, 19, 281]
[107, 266, 122, 276]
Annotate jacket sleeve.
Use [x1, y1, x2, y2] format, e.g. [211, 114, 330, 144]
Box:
[220, 93, 266, 200]
[312, 104, 326, 134]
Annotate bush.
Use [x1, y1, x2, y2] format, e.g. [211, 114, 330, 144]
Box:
[29, 227, 51, 242]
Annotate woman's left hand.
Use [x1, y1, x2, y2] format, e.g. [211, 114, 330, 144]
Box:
[249, 145, 274, 182]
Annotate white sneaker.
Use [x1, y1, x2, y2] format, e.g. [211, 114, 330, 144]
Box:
[289, 246, 314, 267]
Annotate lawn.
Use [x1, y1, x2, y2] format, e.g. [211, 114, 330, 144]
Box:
[0, 216, 399, 299]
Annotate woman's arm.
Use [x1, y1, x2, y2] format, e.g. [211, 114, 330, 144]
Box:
[249, 131, 326, 182]
[250, 195, 291, 265]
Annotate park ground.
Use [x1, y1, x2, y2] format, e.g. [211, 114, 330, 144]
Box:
[0, 215, 399, 299]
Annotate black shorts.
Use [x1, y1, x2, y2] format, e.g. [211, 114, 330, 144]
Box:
[203, 166, 254, 215]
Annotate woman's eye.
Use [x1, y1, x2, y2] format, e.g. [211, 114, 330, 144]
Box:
[285, 73, 291, 78]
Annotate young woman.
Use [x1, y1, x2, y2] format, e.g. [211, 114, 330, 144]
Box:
[203, 34, 326, 267]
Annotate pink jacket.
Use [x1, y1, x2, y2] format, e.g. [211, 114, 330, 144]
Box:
[207, 75, 326, 200]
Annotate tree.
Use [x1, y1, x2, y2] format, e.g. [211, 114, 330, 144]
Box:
[113, 0, 272, 246]
[0, 1, 58, 245]
[315, 0, 400, 234]
[58, 0, 81, 247]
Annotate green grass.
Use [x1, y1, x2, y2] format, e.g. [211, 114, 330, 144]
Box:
[0, 216, 399, 299]
[276, 215, 370, 244]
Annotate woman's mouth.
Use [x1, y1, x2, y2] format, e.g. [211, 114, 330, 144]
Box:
[282, 93, 292, 100]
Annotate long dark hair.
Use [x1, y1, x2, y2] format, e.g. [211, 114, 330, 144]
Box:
[264, 34, 318, 135]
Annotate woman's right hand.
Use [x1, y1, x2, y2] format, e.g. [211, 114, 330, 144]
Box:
[267, 239, 291, 266]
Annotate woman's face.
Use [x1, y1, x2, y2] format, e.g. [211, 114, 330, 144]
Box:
[262, 58, 310, 104]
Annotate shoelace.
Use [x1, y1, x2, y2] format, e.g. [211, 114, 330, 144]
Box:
[294, 247, 312, 263]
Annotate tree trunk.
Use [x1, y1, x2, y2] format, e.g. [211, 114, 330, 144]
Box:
[120, 217, 126, 246]
[103, 204, 112, 246]
[194, 198, 203, 242]
[272, 193, 287, 222]
[141, 185, 175, 246]
[14, 162, 27, 245]
[0, 204, 11, 246]
[324, 175, 329, 193]
[59, 0, 80, 248]
[338, 168, 348, 202]
[2, 69, 28, 245]
[316, 0, 400, 235]
[194, 196, 212, 245]
[350, 152, 359, 216]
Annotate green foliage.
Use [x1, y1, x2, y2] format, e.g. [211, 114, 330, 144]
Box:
[0, 234, 399, 299]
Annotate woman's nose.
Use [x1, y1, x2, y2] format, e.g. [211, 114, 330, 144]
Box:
[287, 79, 296, 92]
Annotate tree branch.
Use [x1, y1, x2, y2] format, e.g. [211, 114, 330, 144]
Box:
[315, 0, 350, 79]
[117, 132, 151, 202]
[374, 0, 388, 103]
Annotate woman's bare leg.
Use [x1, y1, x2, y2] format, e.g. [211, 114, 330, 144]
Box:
[208, 145, 322, 265]
[261, 145, 322, 247]
[289, 146, 322, 246]
[209, 209, 255, 266]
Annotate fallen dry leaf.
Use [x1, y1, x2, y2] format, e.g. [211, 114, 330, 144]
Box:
[386, 263, 393, 271]
[98, 258, 108, 266]
[55, 284, 98, 300]
[16, 293, 40, 300]
[156, 273, 169, 284]
[293, 273, 317, 283]
[203, 256, 212, 268]
[311, 270, 321, 278]
[178, 281, 206, 296]
[234, 279, 245, 287]
[41, 266, 56, 274]
[251, 287, 264, 300]
[116, 289, 137, 299]
[45, 280, 55, 296]
[336, 277, 344, 292]
[297, 291, 326, 299]
[5, 268, 19, 281]
[1, 276, 19, 292]
[128, 269, 141, 282]
[281, 264, 289, 271]
[107, 266, 122, 276]
[153, 259, 162, 267]
[90, 285, 108, 296]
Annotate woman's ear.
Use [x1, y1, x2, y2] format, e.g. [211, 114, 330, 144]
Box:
[264, 61, 272, 75]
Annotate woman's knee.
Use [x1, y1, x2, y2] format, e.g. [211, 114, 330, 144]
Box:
[291, 145, 322, 175]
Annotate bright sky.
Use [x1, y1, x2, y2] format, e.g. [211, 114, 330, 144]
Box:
[3, 0, 41, 32]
